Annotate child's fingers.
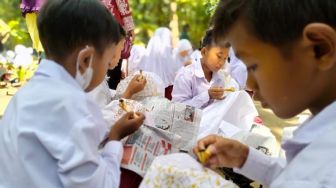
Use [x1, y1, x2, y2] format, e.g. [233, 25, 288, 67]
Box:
[192, 147, 199, 155]
[218, 95, 226, 100]
[205, 154, 218, 167]
[124, 112, 136, 119]
[210, 87, 224, 92]
[197, 135, 217, 151]
[134, 112, 145, 121]
[134, 74, 142, 81]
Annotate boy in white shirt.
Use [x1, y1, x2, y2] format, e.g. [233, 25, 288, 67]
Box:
[172, 29, 238, 109]
[194, 0, 336, 187]
[88, 33, 146, 110]
[0, 0, 144, 187]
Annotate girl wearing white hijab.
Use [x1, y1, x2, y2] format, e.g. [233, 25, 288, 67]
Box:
[128, 45, 146, 76]
[173, 39, 193, 72]
[140, 27, 175, 99]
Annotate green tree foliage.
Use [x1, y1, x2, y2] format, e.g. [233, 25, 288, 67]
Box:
[0, 0, 30, 50]
[0, 0, 220, 50]
[130, 0, 218, 48]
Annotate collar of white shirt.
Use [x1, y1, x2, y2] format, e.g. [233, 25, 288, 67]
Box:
[282, 101, 336, 161]
[193, 56, 222, 83]
[35, 59, 82, 91]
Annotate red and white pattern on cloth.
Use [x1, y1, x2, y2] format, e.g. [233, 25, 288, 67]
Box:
[101, 0, 135, 32]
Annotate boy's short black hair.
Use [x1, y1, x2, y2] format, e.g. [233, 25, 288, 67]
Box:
[201, 29, 215, 48]
[118, 24, 126, 38]
[38, 0, 123, 59]
[212, 0, 336, 54]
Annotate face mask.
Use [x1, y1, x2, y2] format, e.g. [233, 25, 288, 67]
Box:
[75, 47, 93, 90]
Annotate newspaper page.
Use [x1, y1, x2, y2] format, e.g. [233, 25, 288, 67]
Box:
[107, 98, 202, 176]
[171, 102, 202, 151]
[121, 125, 181, 177]
[141, 97, 202, 152]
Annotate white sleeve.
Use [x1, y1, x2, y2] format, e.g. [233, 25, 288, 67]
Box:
[234, 147, 286, 186]
[56, 117, 123, 188]
[172, 69, 210, 109]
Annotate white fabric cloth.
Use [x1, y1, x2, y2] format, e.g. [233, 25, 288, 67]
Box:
[235, 101, 336, 187]
[128, 45, 146, 76]
[0, 59, 123, 188]
[115, 71, 165, 101]
[228, 48, 247, 89]
[231, 124, 278, 157]
[140, 153, 238, 188]
[198, 91, 258, 139]
[172, 55, 239, 109]
[139, 27, 176, 87]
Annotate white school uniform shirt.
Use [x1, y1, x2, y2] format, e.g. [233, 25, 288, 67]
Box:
[236, 101, 336, 187]
[171, 55, 238, 109]
[87, 78, 115, 108]
[229, 48, 248, 90]
[0, 59, 123, 188]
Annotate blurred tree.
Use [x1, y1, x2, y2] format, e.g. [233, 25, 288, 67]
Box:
[130, 0, 219, 48]
[0, 0, 30, 50]
[0, 0, 221, 51]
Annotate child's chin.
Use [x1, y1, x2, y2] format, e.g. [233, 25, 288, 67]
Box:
[273, 108, 298, 119]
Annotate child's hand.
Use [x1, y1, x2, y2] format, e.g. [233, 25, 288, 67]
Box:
[122, 75, 147, 99]
[208, 87, 225, 100]
[184, 60, 192, 66]
[109, 112, 145, 141]
[193, 135, 249, 169]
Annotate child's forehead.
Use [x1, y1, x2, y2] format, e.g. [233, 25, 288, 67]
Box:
[209, 45, 229, 53]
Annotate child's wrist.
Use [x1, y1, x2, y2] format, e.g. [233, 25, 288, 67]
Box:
[237, 145, 249, 168]
[108, 130, 121, 141]
[122, 90, 132, 99]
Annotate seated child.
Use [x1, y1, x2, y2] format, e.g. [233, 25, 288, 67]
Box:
[0, 0, 144, 187]
[128, 45, 146, 76]
[194, 0, 336, 187]
[173, 39, 193, 69]
[172, 29, 238, 109]
[88, 29, 147, 109]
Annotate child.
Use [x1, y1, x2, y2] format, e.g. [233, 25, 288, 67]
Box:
[172, 29, 238, 109]
[194, 0, 336, 187]
[173, 39, 193, 69]
[88, 30, 147, 109]
[140, 27, 176, 100]
[127, 45, 146, 76]
[0, 0, 144, 187]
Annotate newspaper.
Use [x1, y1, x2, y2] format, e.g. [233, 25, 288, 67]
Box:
[121, 125, 181, 177]
[109, 97, 202, 176]
[141, 97, 202, 152]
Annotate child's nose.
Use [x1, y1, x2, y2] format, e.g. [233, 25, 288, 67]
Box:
[246, 73, 258, 91]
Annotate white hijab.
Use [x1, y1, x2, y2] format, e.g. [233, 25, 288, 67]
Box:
[140, 27, 175, 88]
[128, 45, 146, 76]
[173, 39, 193, 72]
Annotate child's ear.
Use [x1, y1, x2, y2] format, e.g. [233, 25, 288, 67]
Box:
[201, 47, 207, 57]
[303, 23, 336, 71]
[77, 46, 95, 73]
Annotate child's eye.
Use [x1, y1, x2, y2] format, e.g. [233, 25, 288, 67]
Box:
[247, 64, 258, 72]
